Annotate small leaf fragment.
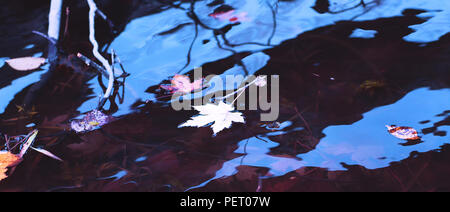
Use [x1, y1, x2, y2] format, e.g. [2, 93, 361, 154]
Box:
[30, 147, 63, 162]
[386, 125, 421, 140]
[161, 75, 205, 94]
[209, 10, 249, 23]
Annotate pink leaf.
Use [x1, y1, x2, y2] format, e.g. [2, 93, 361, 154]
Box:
[161, 75, 205, 94]
[209, 10, 249, 23]
[6, 57, 46, 71]
[191, 78, 205, 91]
[172, 75, 193, 93]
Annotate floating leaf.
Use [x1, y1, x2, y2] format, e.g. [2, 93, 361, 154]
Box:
[71, 110, 113, 133]
[209, 10, 249, 23]
[386, 125, 421, 140]
[0, 151, 22, 181]
[179, 101, 245, 135]
[6, 57, 46, 71]
[30, 147, 63, 162]
[161, 75, 204, 94]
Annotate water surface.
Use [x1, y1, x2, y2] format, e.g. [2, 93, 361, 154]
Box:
[0, 0, 449, 192]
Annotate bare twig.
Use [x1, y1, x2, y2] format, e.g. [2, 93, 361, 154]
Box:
[328, 0, 370, 14]
[96, 9, 116, 32]
[4, 134, 10, 151]
[32, 31, 57, 45]
[87, 0, 115, 102]
[294, 106, 313, 135]
[77, 53, 109, 78]
[111, 49, 116, 75]
[63, 7, 70, 38]
[267, 1, 278, 45]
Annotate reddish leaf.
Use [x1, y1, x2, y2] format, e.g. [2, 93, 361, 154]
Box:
[209, 10, 249, 23]
[161, 75, 204, 94]
[386, 125, 421, 140]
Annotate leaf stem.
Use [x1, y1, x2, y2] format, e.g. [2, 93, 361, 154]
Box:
[215, 76, 267, 104]
[231, 88, 246, 105]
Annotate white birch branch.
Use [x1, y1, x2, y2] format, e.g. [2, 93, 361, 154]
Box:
[48, 0, 63, 40]
[87, 0, 115, 99]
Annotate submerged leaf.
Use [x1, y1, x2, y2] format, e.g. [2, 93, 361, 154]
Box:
[179, 101, 245, 135]
[30, 147, 63, 162]
[386, 125, 421, 140]
[71, 110, 113, 133]
[6, 57, 46, 71]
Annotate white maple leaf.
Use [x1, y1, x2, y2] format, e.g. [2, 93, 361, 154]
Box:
[179, 101, 245, 135]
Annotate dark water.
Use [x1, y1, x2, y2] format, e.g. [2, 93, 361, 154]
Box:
[0, 0, 449, 191]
